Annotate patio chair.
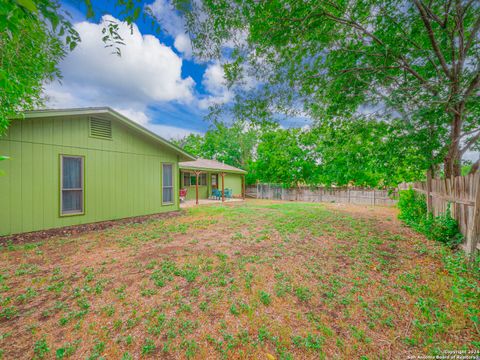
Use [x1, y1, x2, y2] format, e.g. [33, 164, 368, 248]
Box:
[179, 188, 188, 202]
[212, 188, 221, 200]
[224, 188, 233, 199]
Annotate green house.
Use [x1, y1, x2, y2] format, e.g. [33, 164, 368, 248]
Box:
[0, 107, 246, 237]
[179, 159, 247, 203]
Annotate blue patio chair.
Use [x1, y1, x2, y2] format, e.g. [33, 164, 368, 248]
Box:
[224, 188, 233, 199]
[212, 188, 222, 200]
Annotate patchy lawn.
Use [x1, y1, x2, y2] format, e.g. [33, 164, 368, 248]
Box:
[0, 200, 478, 359]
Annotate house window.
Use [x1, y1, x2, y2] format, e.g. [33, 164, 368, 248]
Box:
[190, 173, 206, 185]
[185, 172, 207, 186]
[211, 174, 218, 187]
[182, 172, 190, 187]
[198, 173, 207, 185]
[61, 155, 84, 215]
[162, 164, 174, 204]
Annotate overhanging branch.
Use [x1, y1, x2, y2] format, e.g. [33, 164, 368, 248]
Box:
[414, 0, 452, 79]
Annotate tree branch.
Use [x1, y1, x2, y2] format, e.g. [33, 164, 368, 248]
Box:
[463, 71, 480, 100]
[469, 157, 479, 174]
[442, 0, 453, 27]
[460, 128, 480, 139]
[283, 5, 439, 94]
[423, 2, 445, 27]
[464, 15, 480, 56]
[339, 66, 401, 74]
[460, 131, 480, 155]
[414, 0, 452, 79]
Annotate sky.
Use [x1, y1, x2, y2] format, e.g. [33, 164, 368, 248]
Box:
[45, 1, 478, 163]
[45, 0, 233, 139]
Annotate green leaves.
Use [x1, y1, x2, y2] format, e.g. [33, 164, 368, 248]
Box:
[1, 1, 77, 131]
[174, 117, 426, 187]
[179, 0, 480, 176]
[398, 189, 463, 248]
[1, 0, 145, 134]
[15, 0, 37, 13]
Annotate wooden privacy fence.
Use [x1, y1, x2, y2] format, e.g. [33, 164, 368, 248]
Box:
[398, 173, 480, 254]
[251, 184, 398, 206]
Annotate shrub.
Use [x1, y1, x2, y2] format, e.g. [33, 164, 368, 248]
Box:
[34, 337, 50, 359]
[398, 189, 463, 248]
[259, 291, 271, 306]
[295, 286, 312, 302]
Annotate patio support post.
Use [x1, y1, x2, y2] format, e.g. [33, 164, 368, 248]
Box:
[195, 171, 200, 205]
[221, 172, 225, 202]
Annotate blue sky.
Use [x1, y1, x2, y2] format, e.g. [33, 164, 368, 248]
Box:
[46, 0, 232, 138]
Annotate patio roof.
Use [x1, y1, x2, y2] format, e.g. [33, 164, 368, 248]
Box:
[179, 158, 247, 174]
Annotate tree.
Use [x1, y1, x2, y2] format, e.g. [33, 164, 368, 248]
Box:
[1, 0, 148, 134]
[254, 127, 318, 187]
[173, 121, 259, 184]
[175, 118, 428, 188]
[178, 0, 480, 177]
[0, 0, 80, 133]
[310, 118, 427, 187]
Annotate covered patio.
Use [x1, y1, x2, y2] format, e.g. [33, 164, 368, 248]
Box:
[179, 159, 247, 206]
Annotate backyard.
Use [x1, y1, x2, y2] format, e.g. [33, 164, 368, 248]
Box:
[0, 200, 478, 359]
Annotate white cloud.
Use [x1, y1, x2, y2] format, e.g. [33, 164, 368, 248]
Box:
[146, 123, 201, 140]
[52, 15, 194, 104]
[44, 12, 240, 140]
[115, 108, 150, 126]
[147, 0, 193, 59]
[173, 33, 192, 59]
[45, 15, 200, 138]
[202, 62, 227, 95]
[198, 62, 233, 110]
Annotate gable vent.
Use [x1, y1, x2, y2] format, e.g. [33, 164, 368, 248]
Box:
[89, 117, 112, 139]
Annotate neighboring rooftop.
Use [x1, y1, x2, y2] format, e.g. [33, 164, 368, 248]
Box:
[179, 158, 247, 174]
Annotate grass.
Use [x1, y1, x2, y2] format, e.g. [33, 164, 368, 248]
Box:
[0, 199, 478, 359]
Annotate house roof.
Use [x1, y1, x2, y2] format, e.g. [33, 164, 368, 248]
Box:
[18, 107, 196, 161]
[179, 159, 247, 174]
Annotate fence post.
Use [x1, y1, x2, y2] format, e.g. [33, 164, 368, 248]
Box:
[467, 180, 480, 257]
[373, 189, 376, 206]
[426, 169, 433, 213]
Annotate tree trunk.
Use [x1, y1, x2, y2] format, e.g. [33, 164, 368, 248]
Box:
[444, 111, 462, 178]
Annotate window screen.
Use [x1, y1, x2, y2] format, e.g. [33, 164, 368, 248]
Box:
[163, 164, 173, 204]
[61, 156, 84, 215]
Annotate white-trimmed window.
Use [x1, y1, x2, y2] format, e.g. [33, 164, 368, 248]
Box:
[162, 164, 174, 204]
[61, 155, 84, 215]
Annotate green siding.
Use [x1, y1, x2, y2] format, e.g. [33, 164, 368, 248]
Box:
[0, 115, 180, 236]
[223, 173, 243, 196]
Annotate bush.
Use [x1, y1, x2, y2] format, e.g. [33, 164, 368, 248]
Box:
[398, 189, 463, 248]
